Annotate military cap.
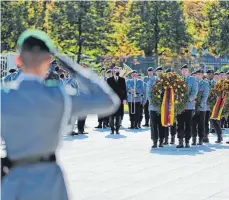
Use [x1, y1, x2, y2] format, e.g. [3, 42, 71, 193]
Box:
[214, 72, 219, 75]
[17, 29, 55, 53]
[206, 69, 214, 74]
[147, 67, 153, 72]
[155, 67, 163, 71]
[131, 70, 137, 74]
[191, 71, 196, 76]
[100, 67, 105, 72]
[219, 71, 225, 74]
[165, 68, 172, 73]
[113, 66, 120, 70]
[9, 69, 17, 73]
[195, 69, 204, 74]
[181, 64, 188, 69]
[226, 71, 229, 75]
[106, 69, 112, 73]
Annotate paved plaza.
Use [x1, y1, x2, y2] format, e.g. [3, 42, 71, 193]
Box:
[58, 114, 229, 200]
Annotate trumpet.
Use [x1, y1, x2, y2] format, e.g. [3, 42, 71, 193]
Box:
[130, 78, 137, 114]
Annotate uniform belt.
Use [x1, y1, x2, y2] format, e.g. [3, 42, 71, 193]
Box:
[12, 153, 56, 167]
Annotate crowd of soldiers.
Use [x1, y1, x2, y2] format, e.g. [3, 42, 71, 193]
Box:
[2, 62, 229, 148]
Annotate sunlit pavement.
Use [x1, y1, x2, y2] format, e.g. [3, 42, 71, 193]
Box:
[60, 114, 229, 200]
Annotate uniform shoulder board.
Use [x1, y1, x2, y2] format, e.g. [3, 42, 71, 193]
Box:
[2, 81, 20, 93]
[44, 80, 60, 87]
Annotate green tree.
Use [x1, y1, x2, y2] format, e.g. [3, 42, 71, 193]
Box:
[127, 1, 190, 66]
[204, 1, 229, 56]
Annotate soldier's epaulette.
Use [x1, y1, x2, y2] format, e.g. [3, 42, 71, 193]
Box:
[44, 80, 60, 87]
[1, 81, 19, 93]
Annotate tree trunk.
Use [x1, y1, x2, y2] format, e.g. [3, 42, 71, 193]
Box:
[77, 17, 82, 64]
[154, 5, 159, 67]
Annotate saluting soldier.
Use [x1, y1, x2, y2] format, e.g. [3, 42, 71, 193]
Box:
[1, 29, 120, 200]
[126, 70, 144, 129]
[176, 64, 198, 148]
[192, 69, 210, 145]
[204, 69, 216, 142]
[143, 67, 154, 127]
[148, 67, 165, 148]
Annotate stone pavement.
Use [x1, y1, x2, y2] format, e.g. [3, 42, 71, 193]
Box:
[58, 115, 229, 200]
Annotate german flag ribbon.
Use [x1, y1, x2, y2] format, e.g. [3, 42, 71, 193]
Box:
[161, 88, 175, 127]
[210, 93, 226, 120]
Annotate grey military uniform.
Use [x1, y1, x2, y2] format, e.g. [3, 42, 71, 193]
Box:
[197, 79, 210, 112]
[1, 71, 120, 200]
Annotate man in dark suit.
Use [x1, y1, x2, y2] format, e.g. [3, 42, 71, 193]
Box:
[107, 66, 127, 134]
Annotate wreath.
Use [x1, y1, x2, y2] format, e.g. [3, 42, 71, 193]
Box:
[150, 72, 189, 116]
[208, 79, 229, 118]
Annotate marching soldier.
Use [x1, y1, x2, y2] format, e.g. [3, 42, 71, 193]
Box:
[192, 69, 209, 145]
[1, 29, 120, 200]
[177, 64, 198, 148]
[126, 70, 144, 129]
[143, 67, 154, 127]
[204, 69, 216, 142]
[148, 67, 165, 148]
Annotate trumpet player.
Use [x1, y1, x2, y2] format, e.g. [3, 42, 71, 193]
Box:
[126, 70, 144, 129]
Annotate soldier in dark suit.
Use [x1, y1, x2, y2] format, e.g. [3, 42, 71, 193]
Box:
[107, 66, 127, 134]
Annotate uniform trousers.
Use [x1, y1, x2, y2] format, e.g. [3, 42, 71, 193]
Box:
[77, 117, 86, 132]
[165, 122, 177, 138]
[177, 110, 194, 142]
[192, 111, 205, 139]
[150, 111, 165, 142]
[109, 115, 121, 131]
[144, 100, 150, 125]
[211, 119, 222, 138]
[128, 102, 141, 126]
[205, 111, 211, 136]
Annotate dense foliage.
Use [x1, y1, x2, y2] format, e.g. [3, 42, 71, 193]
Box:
[1, 0, 228, 64]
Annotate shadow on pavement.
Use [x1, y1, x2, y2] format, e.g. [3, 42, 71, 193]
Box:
[105, 134, 127, 139]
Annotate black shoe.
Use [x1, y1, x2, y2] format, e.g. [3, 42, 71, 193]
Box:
[163, 137, 169, 145]
[116, 131, 120, 135]
[95, 125, 102, 128]
[197, 138, 203, 145]
[192, 137, 197, 145]
[70, 131, 78, 136]
[203, 137, 209, 143]
[110, 130, 114, 134]
[159, 141, 163, 147]
[143, 124, 149, 127]
[185, 143, 190, 148]
[170, 136, 175, 144]
[79, 131, 88, 134]
[152, 141, 157, 148]
[128, 126, 134, 129]
[215, 138, 223, 143]
[176, 139, 184, 148]
[210, 129, 215, 133]
[226, 141, 229, 144]
[134, 127, 139, 129]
